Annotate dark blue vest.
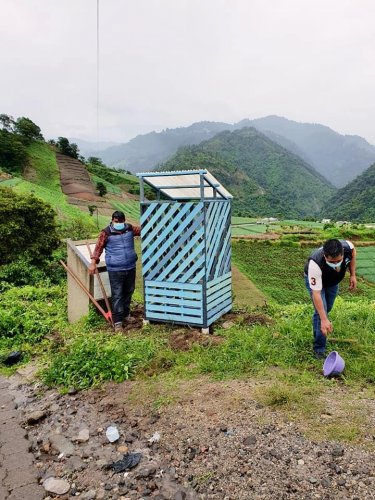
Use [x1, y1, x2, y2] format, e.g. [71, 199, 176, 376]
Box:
[104, 224, 138, 271]
[304, 240, 353, 287]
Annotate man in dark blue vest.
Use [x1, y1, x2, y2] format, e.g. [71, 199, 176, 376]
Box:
[89, 211, 141, 332]
[304, 239, 357, 358]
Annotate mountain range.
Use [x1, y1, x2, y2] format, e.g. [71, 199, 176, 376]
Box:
[159, 127, 334, 218]
[87, 116, 375, 188]
[322, 162, 375, 222]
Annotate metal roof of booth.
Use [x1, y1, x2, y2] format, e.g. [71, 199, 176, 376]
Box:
[136, 170, 233, 201]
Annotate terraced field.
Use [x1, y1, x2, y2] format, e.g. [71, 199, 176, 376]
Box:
[357, 246, 375, 283]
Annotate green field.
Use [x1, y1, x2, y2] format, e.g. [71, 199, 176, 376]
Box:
[232, 240, 375, 304]
[357, 246, 375, 283]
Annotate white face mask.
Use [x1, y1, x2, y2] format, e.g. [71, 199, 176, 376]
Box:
[326, 259, 343, 269]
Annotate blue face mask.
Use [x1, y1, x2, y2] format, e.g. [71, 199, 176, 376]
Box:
[113, 222, 125, 231]
[326, 259, 342, 269]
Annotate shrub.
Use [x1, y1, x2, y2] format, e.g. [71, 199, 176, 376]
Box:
[0, 187, 60, 265]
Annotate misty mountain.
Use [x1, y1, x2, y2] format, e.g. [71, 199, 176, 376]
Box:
[246, 116, 375, 187]
[95, 122, 231, 172]
[68, 138, 119, 158]
[94, 117, 375, 187]
[160, 127, 334, 218]
[322, 163, 375, 222]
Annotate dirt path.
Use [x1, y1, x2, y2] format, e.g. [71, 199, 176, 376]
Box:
[8, 372, 375, 500]
[231, 264, 267, 308]
[0, 376, 44, 500]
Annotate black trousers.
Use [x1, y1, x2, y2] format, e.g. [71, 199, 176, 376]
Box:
[108, 268, 136, 324]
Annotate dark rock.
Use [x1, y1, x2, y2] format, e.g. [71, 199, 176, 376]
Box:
[26, 410, 48, 425]
[3, 351, 22, 366]
[135, 465, 156, 479]
[68, 387, 78, 395]
[338, 479, 346, 486]
[243, 436, 257, 446]
[332, 445, 345, 457]
[104, 483, 113, 491]
[175, 492, 187, 500]
[321, 477, 331, 488]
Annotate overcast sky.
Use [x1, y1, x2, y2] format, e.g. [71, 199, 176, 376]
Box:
[1, 0, 375, 144]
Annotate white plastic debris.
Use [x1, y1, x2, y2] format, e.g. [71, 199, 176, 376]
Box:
[106, 425, 120, 443]
[148, 431, 161, 443]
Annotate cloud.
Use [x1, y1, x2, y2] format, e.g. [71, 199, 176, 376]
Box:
[1, 0, 374, 143]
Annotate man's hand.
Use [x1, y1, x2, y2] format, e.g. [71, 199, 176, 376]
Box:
[89, 262, 97, 275]
[320, 318, 333, 336]
[349, 275, 357, 291]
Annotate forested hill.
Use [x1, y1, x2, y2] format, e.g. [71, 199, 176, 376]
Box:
[246, 116, 375, 188]
[322, 163, 375, 222]
[93, 117, 375, 187]
[95, 121, 231, 172]
[159, 127, 334, 218]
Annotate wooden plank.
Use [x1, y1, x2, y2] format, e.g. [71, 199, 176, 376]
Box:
[207, 289, 232, 310]
[145, 280, 202, 291]
[207, 284, 232, 304]
[146, 311, 203, 324]
[208, 303, 232, 325]
[146, 304, 203, 317]
[207, 297, 232, 321]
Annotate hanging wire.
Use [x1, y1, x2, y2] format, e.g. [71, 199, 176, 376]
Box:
[96, 0, 100, 147]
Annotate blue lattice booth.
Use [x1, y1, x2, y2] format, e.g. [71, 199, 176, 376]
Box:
[136, 170, 233, 330]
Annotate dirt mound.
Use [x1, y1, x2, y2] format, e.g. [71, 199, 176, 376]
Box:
[56, 153, 97, 200]
[169, 329, 223, 351]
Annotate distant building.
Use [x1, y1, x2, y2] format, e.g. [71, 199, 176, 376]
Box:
[321, 218, 331, 224]
[257, 217, 278, 224]
[336, 221, 349, 226]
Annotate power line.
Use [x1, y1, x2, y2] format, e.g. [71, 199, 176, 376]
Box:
[96, 0, 100, 147]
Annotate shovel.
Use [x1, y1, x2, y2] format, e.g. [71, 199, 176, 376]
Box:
[86, 242, 113, 326]
[60, 260, 113, 327]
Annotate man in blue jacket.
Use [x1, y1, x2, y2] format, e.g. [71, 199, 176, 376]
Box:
[89, 211, 141, 332]
[304, 239, 357, 358]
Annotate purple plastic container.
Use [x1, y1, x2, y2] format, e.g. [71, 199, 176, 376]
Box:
[323, 351, 345, 377]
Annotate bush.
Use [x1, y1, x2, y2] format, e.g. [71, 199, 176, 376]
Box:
[57, 217, 97, 240]
[0, 285, 66, 357]
[0, 187, 60, 265]
[0, 129, 28, 174]
[43, 332, 157, 389]
[56, 137, 79, 159]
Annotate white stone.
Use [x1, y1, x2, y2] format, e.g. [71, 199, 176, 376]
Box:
[43, 477, 70, 495]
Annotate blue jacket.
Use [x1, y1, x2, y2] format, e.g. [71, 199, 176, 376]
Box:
[104, 224, 138, 271]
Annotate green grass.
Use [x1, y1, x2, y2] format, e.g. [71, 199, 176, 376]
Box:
[357, 246, 375, 283]
[110, 199, 140, 222]
[27, 142, 61, 192]
[90, 174, 122, 195]
[232, 240, 375, 304]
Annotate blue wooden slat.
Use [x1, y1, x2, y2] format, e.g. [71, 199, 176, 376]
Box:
[189, 267, 205, 284]
[146, 290, 201, 300]
[214, 229, 231, 279]
[207, 297, 232, 320]
[147, 221, 204, 281]
[141, 202, 171, 236]
[171, 254, 205, 283]
[207, 302, 232, 325]
[206, 272, 231, 289]
[205, 202, 228, 272]
[145, 280, 202, 291]
[145, 312, 203, 324]
[141, 203, 182, 248]
[155, 237, 204, 282]
[146, 296, 202, 307]
[167, 246, 205, 282]
[143, 203, 203, 275]
[206, 203, 231, 277]
[207, 289, 232, 309]
[146, 304, 203, 316]
[207, 283, 232, 303]
[141, 202, 158, 224]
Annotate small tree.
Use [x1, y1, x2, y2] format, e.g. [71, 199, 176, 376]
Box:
[87, 156, 105, 167]
[0, 187, 60, 265]
[56, 137, 79, 159]
[14, 117, 44, 143]
[88, 204, 97, 216]
[0, 130, 28, 174]
[96, 181, 107, 197]
[0, 114, 15, 132]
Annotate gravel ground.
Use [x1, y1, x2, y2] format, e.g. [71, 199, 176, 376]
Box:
[8, 373, 375, 500]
